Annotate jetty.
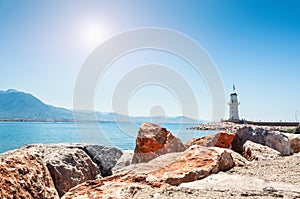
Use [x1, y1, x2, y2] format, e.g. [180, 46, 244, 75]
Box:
[224, 119, 299, 127]
[225, 85, 299, 127]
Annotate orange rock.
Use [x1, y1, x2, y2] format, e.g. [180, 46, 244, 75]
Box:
[284, 133, 300, 153]
[132, 122, 186, 164]
[62, 146, 234, 199]
[150, 146, 234, 186]
[185, 130, 235, 149]
[0, 152, 59, 199]
[290, 137, 300, 153]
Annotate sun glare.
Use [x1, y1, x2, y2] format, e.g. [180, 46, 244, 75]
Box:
[77, 18, 110, 51]
[84, 23, 103, 44]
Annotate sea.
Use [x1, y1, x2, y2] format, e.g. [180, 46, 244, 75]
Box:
[0, 122, 217, 154]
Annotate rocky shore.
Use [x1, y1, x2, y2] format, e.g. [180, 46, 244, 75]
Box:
[1, 122, 300, 198]
[189, 121, 297, 132]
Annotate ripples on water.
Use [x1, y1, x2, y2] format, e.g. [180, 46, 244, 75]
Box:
[0, 122, 217, 153]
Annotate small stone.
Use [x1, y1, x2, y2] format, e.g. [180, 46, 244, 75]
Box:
[231, 192, 238, 196]
[153, 192, 160, 199]
[263, 186, 277, 192]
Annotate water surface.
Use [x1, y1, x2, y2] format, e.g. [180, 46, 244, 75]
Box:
[0, 122, 217, 153]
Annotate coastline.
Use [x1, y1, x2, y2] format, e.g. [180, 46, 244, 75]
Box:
[190, 121, 299, 132]
[1, 122, 300, 198]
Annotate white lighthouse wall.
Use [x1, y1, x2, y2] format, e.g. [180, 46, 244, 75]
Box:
[228, 94, 240, 120]
[229, 105, 239, 120]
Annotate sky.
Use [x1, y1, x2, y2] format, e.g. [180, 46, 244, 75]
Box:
[0, 0, 300, 121]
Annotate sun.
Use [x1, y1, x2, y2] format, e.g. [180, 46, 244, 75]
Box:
[83, 23, 103, 44]
[78, 19, 110, 51]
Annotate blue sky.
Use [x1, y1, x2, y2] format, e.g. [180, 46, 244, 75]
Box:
[0, 0, 300, 121]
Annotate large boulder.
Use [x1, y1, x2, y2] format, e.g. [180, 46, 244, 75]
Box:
[284, 133, 300, 153]
[63, 146, 235, 199]
[0, 151, 59, 199]
[155, 146, 235, 186]
[232, 126, 292, 156]
[83, 145, 123, 176]
[21, 144, 101, 197]
[185, 130, 235, 149]
[132, 122, 186, 164]
[264, 131, 292, 155]
[242, 140, 280, 160]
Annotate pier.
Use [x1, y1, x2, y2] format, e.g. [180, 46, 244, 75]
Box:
[224, 119, 299, 127]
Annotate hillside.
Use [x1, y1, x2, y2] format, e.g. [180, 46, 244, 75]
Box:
[0, 89, 200, 123]
[0, 89, 73, 121]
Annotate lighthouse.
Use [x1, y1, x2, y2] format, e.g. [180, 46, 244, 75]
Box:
[228, 84, 240, 121]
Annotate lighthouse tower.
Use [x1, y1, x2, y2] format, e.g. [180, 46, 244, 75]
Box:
[228, 85, 240, 121]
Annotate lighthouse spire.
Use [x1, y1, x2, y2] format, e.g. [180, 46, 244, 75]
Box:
[233, 84, 236, 92]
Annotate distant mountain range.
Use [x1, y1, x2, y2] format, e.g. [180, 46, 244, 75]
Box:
[0, 89, 202, 124]
[0, 89, 72, 121]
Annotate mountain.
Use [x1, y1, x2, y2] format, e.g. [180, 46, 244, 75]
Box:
[130, 115, 202, 124]
[0, 89, 201, 123]
[74, 111, 201, 124]
[0, 89, 73, 121]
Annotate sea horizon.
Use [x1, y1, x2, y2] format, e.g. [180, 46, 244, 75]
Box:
[0, 121, 216, 154]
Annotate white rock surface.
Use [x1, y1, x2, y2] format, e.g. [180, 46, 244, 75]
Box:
[180, 172, 299, 194]
[112, 150, 134, 173]
[243, 140, 280, 160]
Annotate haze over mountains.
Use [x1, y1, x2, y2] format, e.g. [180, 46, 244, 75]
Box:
[0, 89, 200, 123]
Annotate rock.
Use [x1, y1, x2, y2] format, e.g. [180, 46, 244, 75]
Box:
[132, 122, 186, 164]
[263, 186, 277, 192]
[20, 144, 101, 197]
[0, 151, 59, 199]
[185, 130, 235, 149]
[232, 126, 292, 156]
[232, 126, 260, 154]
[63, 181, 150, 199]
[224, 149, 249, 167]
[83, 145, 123, 176]
[156, 146, 235, 186]
[189, 122, 235, 130]
[46, 148, 101, 197]
[190, 122, 290, 132]
[265, 131, 292, 156]
[284, 133, 300, 153]
[63, 146, 235, 199]
[112, 150, 134, 173]
[242, 140, 280, 160]
[177, 172, 299, 198]
[136, 150, 300, 199]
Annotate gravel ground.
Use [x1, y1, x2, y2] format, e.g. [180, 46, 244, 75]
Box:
[133, 153, 300, 199]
